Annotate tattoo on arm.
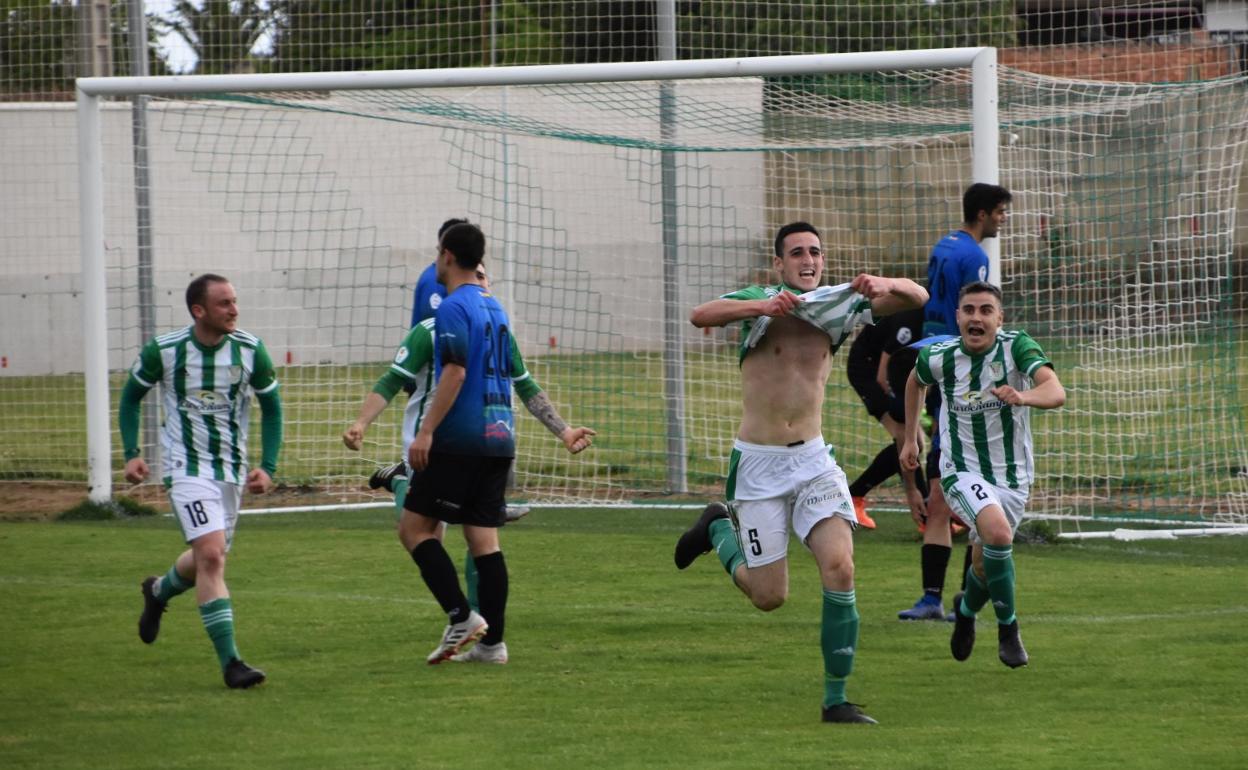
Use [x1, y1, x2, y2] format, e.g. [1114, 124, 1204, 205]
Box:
[522, 391, 569, 438]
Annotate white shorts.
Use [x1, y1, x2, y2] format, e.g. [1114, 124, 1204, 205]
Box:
[726, 438, 857, 568]
[941, 472, 1028, 545]
[168, 477, 242, 551]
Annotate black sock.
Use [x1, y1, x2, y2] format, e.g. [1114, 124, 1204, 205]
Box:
[849, 444, 899, 498]
[960, 545, 973, 591]
[921, 544, 952, 600]
[410, 539, 470, 623]
[474, 551, 509, 646]
[914, 470, 930, 499]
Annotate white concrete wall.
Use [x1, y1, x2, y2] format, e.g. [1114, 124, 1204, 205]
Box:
[0, 85, 768, 377]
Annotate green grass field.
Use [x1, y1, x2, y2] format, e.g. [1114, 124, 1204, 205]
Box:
[3, 507, 1247, 769]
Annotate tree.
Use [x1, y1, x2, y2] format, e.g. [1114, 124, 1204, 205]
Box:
[1, 0, 80, 97]
[526, 1, 1018, 62]
[1, 0, 167, 99]
[268, 0, 560, 73]
[677, 0, 1018, 58]
[524, 1, 656, 64]
[150, 0, 273, 75]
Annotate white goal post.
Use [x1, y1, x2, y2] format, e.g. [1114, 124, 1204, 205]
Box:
[76, 47, 1001, 504]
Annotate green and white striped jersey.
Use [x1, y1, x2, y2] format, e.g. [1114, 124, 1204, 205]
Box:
[915, 330, 1053, 490]
[383, 317, 540, 455]
[130, 326, 278, 485]
[722, 283, 873, 363]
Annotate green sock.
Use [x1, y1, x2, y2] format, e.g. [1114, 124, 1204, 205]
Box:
[464, 549, 479, 612]
[199, 598, 241, 670]
[821, 589, 858, 708]
[708, 518, 746, 579]
[982, 544, 1017, 625]
[155, 564, 193, 603]
[962, 565, 990, 616]
[392, 477, 409, 521]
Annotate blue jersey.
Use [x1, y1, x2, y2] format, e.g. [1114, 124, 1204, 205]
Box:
[433, 284, 515, 457]
[411, 262, 447, 327]
[922, 230, 988, 337]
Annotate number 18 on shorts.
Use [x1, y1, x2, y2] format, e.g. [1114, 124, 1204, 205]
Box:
[169, 477, 242, 549]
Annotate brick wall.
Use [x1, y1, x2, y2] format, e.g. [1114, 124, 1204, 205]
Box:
[1001, 33, 1242, 82]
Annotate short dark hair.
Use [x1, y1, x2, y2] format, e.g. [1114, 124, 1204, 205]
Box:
[957, 280, 1003, 304]
[962, 183, 1012, 224]
[437, 217, 469, 240]
[185, 273, 229, 317]
[440, 222, 486, 270]
[773, 221, 821, 258]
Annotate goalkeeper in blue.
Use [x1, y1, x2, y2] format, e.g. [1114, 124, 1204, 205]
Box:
[900, 281, 1065, 669]
[675, 221, 927, 724]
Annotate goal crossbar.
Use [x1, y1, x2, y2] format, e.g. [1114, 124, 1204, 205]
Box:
[77, 48, 996, 96]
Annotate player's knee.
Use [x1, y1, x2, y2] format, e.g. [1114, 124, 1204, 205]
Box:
[194, 547, 226, 576]
[750, 589, 787, 612]
[819, 557, 854, 588]
[979, 521, 1012, 546]
[983, 532, 1012, 548]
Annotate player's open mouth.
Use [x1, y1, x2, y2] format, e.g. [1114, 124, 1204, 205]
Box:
[967, 326, 985, 337]
[799, 269, 816, 278]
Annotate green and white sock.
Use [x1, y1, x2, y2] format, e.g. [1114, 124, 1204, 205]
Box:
[199, 597, 241, 670]
[708, 518, 746, 580]
[392, 477, 409, 521]
[821, 589, 858, 708]
[962, 565, 991, 616]
[155, 564, 193, 603]
[982, 544, 1017, 625]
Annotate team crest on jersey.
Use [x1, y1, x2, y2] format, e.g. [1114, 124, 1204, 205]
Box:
[988, 361, 1005, 381]
[430, 294, 442, 310]
[183, 390, 232, 414]
[395, 346, 409, 364]
[229, 365, 244, 384]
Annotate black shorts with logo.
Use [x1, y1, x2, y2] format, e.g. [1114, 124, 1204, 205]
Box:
[404, 452, 512, 527]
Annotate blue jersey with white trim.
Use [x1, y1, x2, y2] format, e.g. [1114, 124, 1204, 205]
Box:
[433, 284, 515, 457]
[923, 230, 989, 337]
[411, 262, 447, 327]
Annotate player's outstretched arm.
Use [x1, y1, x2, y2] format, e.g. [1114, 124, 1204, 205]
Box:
[690, 293, 798, 328]
[899, 370, 927, 472]
[851, 274, 928, 317]
[343, 392, 391, 450]
[510, 336, 594, 454]
[992, 365, 1065, 409]
[521, 390, 595, 454]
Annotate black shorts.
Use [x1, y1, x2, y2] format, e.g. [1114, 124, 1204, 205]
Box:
[404, 452, 512, 527]
[848, 372, 892, 421]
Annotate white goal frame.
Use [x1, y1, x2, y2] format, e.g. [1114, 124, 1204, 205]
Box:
[76, 47, 1000, 502]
